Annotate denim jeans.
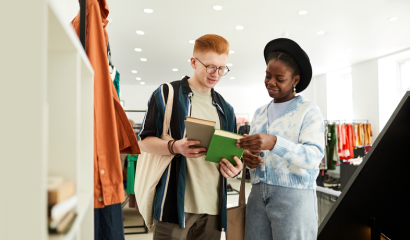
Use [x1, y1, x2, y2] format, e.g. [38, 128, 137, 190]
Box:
[245, 183, 318, 240]
[94, 203, 125, 240]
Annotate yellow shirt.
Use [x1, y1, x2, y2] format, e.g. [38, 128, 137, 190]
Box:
[184, 86, 221, 215]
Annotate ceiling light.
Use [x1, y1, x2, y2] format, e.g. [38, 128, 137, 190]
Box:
[229, 51, 235, 54]
[189, 40, 195, 43]
[346, 48, 353, 52]
[213, 5, 222, 10]
[227, 63, 233, 67]
[144, 9, 153, 13]
[131, 70, 137, 73]
[230, 77, 235, 80]
[298, 10, 308, 15]
[134, 48, 142, 52]
[316, 31, 325, 35]
[172, 68, 178, 71]
[388, 17, 399, 21]
[140, 82, 145, 85]
[136, 30, 145, 35]
[140, 58, 147, 61]
[136, 77, 141, 80]
[235, 26, 244, 30]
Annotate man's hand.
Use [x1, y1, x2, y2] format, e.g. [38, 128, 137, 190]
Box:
[236, 133, 277, 152]
[243, 149, 263, 169]
[173, 138, 207, 158]
[220, 156, 243, 178]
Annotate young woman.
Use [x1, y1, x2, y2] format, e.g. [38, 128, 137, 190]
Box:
[237, 38, 325, 240]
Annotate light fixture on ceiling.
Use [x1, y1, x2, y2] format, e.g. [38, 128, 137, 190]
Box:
[235, 26, 244, 30]
[316, 31, 325, 35]
[136, 30, 145, 35]
[172, 68, 178, 71]
[388, 17, 399, 21]
[298, 10, 308, 15]
[131, 70, 137, 73]
[134, 48, 142, 52]
[140, 82, 145, 85]
[230, 77, 235, 80]
[227, 63, 233, 67]
[189, 40, 195, 43]
[140, 58, 147, 61]
[213, 5, 222, 10]
[136, 77, 141, 80]
[229, 50, 235, 54]
[346, 48, 353, 52]
[144, 9, 153, 13]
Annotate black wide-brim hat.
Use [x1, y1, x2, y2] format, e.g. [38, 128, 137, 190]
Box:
[264, 38, 312, 93]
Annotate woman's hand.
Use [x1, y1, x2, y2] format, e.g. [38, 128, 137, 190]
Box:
[220, 156, 243, 178]
[237, 133, 277, 152]
[243, 149, 263, 169]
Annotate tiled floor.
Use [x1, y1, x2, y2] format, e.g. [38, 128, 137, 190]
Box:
[123, 177, 251, 240]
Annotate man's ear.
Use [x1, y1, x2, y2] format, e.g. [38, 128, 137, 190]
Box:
[190, 57, 196, 69]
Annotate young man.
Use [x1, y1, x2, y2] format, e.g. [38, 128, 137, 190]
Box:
[138, 34, 243, 240]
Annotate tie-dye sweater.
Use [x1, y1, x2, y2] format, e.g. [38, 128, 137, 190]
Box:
[249, 95, 325, 190]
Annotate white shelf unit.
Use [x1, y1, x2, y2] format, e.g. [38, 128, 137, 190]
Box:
[1, 1, 94, 240]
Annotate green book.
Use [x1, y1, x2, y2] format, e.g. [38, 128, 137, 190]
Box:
[205, 129, 245, 166]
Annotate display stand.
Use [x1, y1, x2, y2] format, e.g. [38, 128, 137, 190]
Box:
[1, 1, 94, 239]
[318, 92, 410, 240]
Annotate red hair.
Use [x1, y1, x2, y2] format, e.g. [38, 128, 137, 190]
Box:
[193, 34, 230, 55]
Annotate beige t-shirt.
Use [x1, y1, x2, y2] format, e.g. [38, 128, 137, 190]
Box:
[184, 86, 221, 215]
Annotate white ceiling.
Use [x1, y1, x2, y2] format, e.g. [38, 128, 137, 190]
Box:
[102, 0, 410, 87]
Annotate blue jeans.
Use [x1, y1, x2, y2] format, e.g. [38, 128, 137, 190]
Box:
[94, 203, 125, 240]
[245, 183, 318, 240]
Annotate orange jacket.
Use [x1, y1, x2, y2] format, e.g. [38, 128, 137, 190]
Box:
[71, 0, 140, 208]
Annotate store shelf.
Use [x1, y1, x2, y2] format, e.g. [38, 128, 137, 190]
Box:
[49, 193, 93, 240]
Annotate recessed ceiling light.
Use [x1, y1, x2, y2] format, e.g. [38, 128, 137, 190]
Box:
[388, 17, 399, 21]
[230, 77, 235, 80]
[316, 31, 325, 35]
[131, 70, 137, 73]
[140, 58, 147, 61]
[227, 63, 233, 67]
[189, 40, 195, 43]
[213, 5, 222, 10]
[136, 30, 145, 35]
[144, 9, 153, 13]
[172, 68, 178, 71]
[229, 51, 235, 54]
[298, 10, 308, 15]
[134, 48, 142, 52]
[140, 82, 145, 85]
[136, 77, 141, 80]
[346, 48, 353, 52]
[235, 26, 244, 30]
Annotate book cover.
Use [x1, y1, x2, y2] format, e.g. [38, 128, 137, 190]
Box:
[205, 129, 245, 166]
[185, 117, 216, 149]
[49, 195, 78, 222]
[49, 212, 77, 234]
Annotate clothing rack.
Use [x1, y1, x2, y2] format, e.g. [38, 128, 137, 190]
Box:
[324, 119, 369, 124]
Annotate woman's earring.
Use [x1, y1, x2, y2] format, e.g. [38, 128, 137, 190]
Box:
[293, 84, 296, 96]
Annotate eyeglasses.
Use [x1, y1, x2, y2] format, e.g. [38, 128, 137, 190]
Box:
[195, 58, 230, 76]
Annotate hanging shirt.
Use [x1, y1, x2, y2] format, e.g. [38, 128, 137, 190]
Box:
[268, 98, 296, 125]
[71, 0, 140, 208]
[184, 86, 221, 215]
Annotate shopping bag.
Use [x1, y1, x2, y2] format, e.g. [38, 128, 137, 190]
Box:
[226, 163, 247, 240]
[134, 83, 174, 230]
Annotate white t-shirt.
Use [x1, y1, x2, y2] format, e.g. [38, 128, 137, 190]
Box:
[268, 98, 296, 125]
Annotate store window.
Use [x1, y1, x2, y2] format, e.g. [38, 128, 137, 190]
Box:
[326, 67, 353, 120]
[398, 60, 410, 99]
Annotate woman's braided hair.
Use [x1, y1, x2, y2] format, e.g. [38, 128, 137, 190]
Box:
[267, 52, 301, 78]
